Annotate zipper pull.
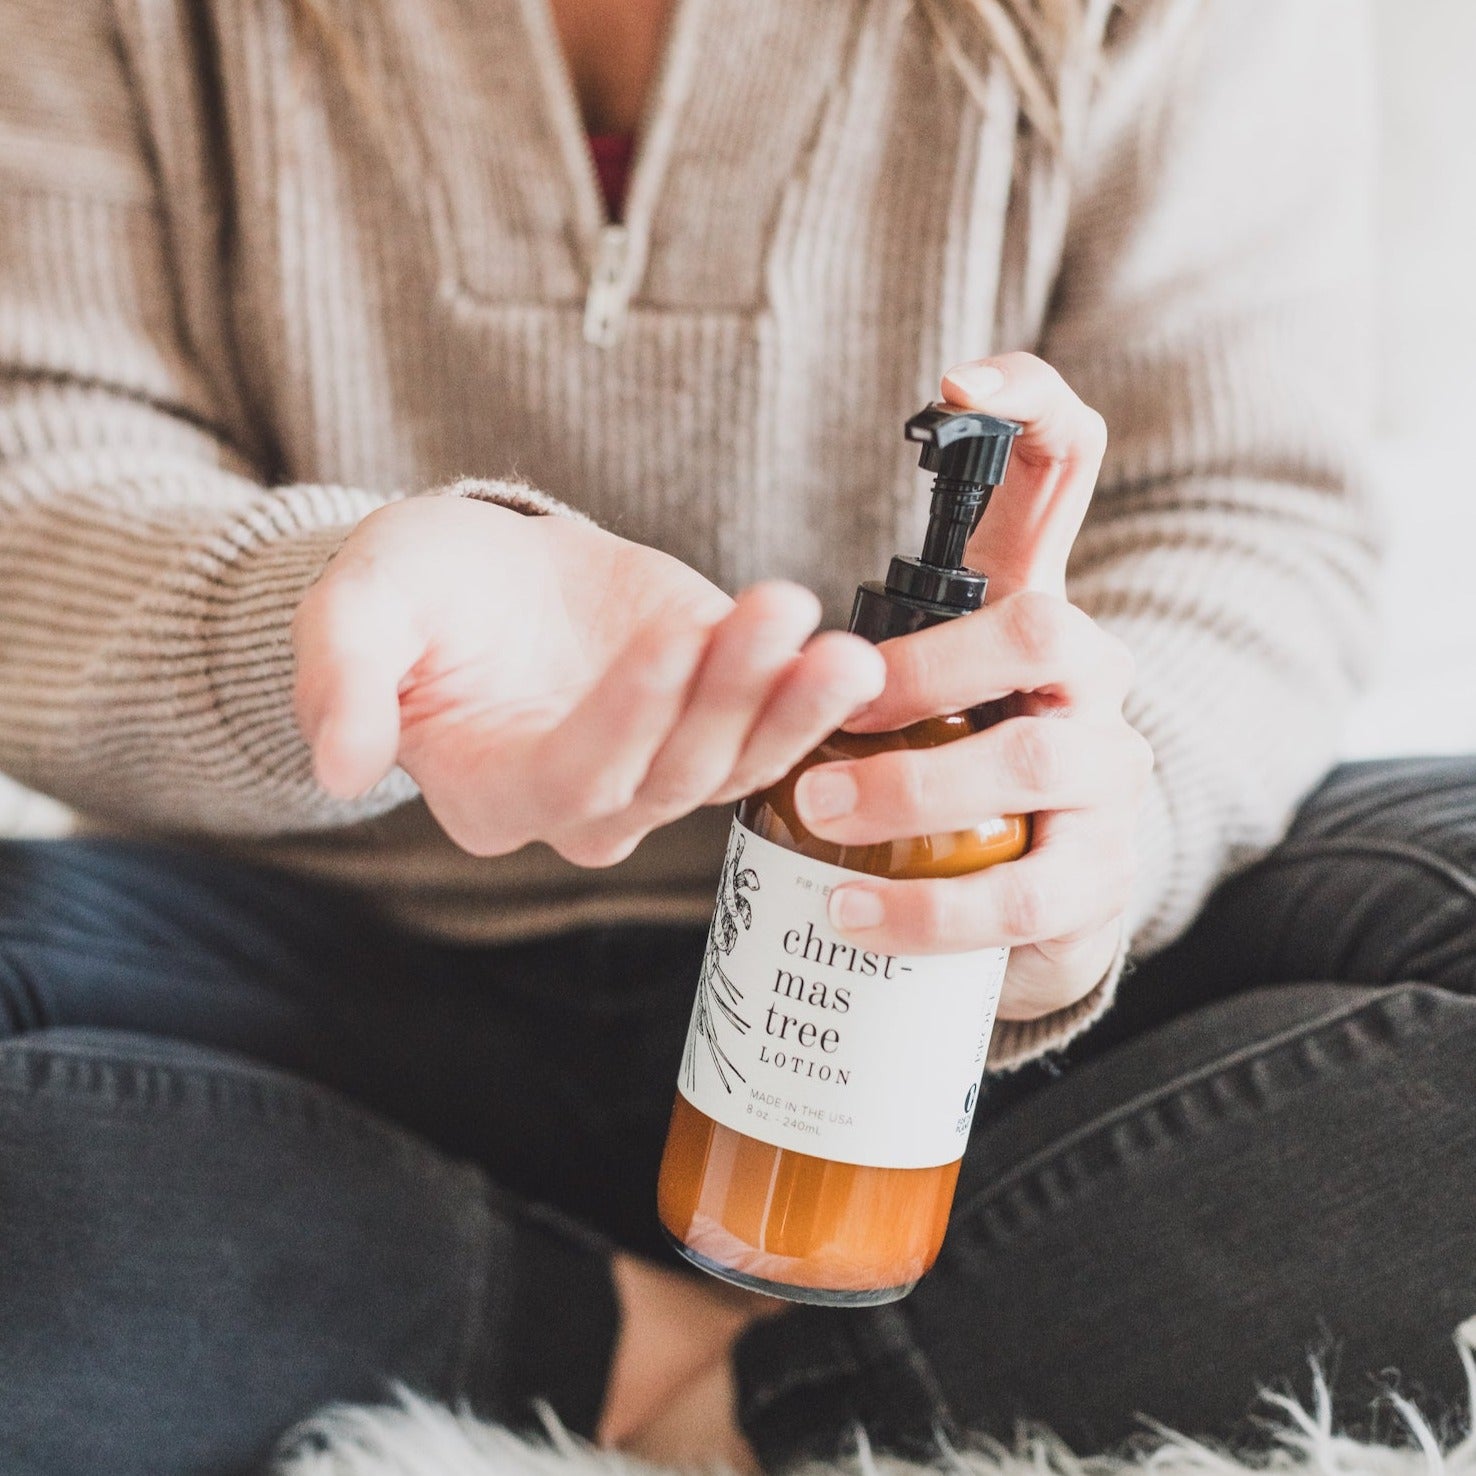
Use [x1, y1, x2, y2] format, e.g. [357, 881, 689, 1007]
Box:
[583, 224, 633, 349]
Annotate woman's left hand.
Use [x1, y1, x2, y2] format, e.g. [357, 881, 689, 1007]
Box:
[793, 353, 1154, 1022]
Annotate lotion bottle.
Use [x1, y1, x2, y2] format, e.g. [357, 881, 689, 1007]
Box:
[658, 404, 1029, 1305]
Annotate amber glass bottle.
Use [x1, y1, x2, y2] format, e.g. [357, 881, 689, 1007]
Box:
[658, 405, 1029, 1305]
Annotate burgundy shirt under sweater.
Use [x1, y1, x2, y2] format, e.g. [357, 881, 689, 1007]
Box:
[590, 133, 633, 221]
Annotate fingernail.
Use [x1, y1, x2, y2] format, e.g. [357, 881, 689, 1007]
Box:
[797, 768, 858, 821]
[944, 363, 1005, 404]
[830, 887, 884, 931]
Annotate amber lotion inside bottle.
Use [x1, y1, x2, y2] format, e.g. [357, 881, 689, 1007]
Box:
[658, 404, 1030, 1305]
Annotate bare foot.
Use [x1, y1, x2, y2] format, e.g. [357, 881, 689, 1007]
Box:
[595, 1253, 779, 1451]
[622, 1355, 761, 1473]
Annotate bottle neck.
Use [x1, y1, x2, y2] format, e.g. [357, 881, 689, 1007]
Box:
[918, 476, 989, 569]
[847, 568, 986, 644]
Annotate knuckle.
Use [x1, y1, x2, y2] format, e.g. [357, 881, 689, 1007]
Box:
[555, 838, 594, 866]
[1088, 828, 1138, 915]
[639, 786, 689, 815]
[556, 835, 633, 869]
[640, 757, 716, 813]
[446, 820, 521, 860]
[453, 834, 495, 858]
[881, 751, 930, 822]
[1127, 727, 1156, 781]
[567, 768, 639, 822]
[1079, 404, 1109, 455]
[1002, 720, 1059, 796]
[1099, 629, 1137, 690]
[907, 882, 954, 949]
[1107, 726, 1155, 799]
[646, 755, 708, 802]
[728, 762, 790, 801]
[1108, 863, 1137, 915]
[887, 641, 937, 710]
[462, 833, 509, 860]
[1003, 350, 1045, 378]
[998, 868, 1049, 942]
[1003, 592, 1064, 668]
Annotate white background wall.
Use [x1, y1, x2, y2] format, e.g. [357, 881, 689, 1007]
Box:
[1346, 0, 1476, 755]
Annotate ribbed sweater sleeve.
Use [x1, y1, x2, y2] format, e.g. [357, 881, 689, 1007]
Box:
[1046, 0, 1380, 964]
[0, 4, 555, 835]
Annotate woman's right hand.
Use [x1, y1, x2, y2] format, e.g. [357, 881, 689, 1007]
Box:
[292, 496, 885, 865]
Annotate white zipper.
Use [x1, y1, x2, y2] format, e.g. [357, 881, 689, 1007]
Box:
[583, 223, 634, 349]
[517, 0, 701, 350]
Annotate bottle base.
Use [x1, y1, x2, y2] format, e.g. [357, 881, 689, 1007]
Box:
[663, 1231, 918, 1307]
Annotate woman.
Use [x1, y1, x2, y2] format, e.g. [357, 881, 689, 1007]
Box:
[3, 0, 1471, 1472]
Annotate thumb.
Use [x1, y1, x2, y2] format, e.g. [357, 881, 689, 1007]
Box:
[293, 569, 422, 799]
[940, 353, 1107, 600]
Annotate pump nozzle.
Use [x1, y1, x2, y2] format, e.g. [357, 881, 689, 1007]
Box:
[848, 403, 1023, 644]
[907, 404, 1021, 572]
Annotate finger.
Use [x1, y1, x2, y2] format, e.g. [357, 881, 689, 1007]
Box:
[629, 581, 825, 815]
[845, 590, 1134, 733]
[292, 569, 422, 799]
[823, 808, 1136, 955]
[529, 618, 714, 859]
[708, 630, 887, 803]
[940, 351, 1107, 600]
[794, 716, 1152, 845]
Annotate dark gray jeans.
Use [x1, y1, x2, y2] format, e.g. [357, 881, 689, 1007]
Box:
[2, 758, 1475, 1474]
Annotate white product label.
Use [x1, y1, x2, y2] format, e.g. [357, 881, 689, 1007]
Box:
[676, 818, 1008, 1170]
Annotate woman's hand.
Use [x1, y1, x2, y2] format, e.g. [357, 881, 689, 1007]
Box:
[293, 496, 885, 865]
[794, 353, 1153, 1021]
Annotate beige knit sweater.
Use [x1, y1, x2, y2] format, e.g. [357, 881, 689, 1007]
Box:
[0, 0, 1376, 1065]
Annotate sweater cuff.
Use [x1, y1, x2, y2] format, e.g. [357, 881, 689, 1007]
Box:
[438, 477, 593, 523]
[185, 494, 420, 832]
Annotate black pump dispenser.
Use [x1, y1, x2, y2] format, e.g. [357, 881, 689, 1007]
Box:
[848, 404, 1023, 644]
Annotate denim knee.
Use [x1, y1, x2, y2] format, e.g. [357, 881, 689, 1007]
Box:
[0, 1028, 620, 1473]
[735, 983, 1476, 1464]
[1142, 758, 1476, 1000]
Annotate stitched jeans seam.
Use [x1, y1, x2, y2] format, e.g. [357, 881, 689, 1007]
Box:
[0, 1031, 431, 1164]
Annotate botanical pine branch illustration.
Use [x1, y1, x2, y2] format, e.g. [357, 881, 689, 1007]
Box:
[684, 833, 761, 1095]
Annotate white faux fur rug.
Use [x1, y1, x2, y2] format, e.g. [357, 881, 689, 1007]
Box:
[272, 1328, 1476, 1476]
